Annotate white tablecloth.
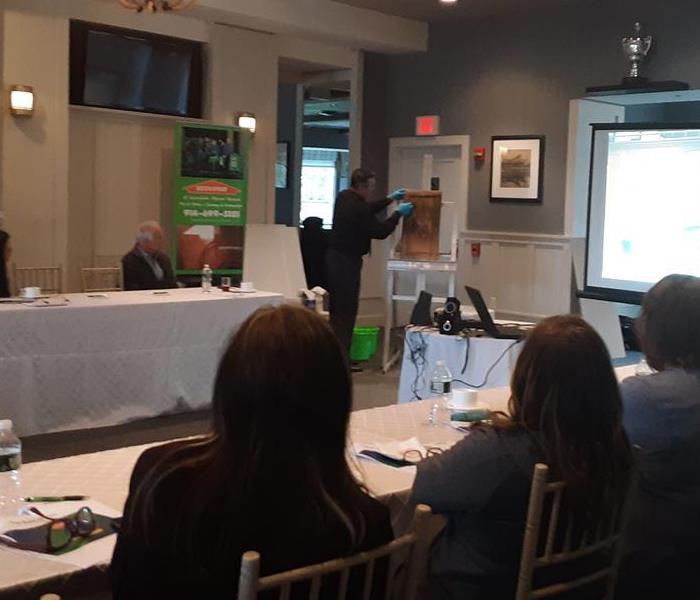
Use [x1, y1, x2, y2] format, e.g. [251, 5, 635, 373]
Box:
[398, 327, 524, 403]
[0, 289, 283, 436]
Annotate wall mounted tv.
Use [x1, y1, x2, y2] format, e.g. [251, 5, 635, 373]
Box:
[70, 20, 204, 118]
[585, 123, 700, 304]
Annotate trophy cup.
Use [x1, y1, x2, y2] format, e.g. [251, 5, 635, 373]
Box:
[622, 22, 652, 85]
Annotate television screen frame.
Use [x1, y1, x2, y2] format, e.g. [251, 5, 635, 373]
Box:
[583, 121, 700, 305]
[69, 20, 204, 119]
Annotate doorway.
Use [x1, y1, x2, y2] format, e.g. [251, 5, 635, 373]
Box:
[276, 60, 353, 228]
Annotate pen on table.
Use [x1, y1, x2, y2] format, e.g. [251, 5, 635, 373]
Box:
[22, 495, 87, 502]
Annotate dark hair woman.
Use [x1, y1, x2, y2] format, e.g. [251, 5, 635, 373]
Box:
[617, 274, 700, 600]
[111, 305, 392, 599]
[0, 230, 12, 298]
[411, 315, 634, 600]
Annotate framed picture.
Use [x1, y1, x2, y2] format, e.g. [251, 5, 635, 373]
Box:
[490, 136, 545, 203]
[275, 142, 289, 189]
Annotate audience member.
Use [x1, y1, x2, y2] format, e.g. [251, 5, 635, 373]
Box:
[0, 230, 11, 298]
[121, 222, 177, 291]
[411, 315, 634, 600]
[617, 274, 700, 600]
[111, 305, 393, 599]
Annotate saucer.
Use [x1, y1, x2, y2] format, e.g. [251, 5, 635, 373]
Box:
[445, 401, 490, 412]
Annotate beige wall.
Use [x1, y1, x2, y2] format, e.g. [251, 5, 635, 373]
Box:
[1, 7, 69, 278]
[67, 109, 176, 291]
[210, 24, 278, 225]
[0, 1, 363, 292]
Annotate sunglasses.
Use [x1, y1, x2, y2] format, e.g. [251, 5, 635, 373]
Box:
[0, 506, 98, 553]
[402, 447, 444, 463]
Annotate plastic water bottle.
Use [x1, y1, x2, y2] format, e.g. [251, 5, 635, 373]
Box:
[635, 357, 654, 376]
[430, 360, 453, 404]
[0, 420, 22, 518]
[201, 264, 213, 293]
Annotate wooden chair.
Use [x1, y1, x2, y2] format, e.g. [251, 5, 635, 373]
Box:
[12, 265, 63, 295]
[81, 267, 123, 293]
[237, 504, 432, 600]
[516, 463, 635, 600]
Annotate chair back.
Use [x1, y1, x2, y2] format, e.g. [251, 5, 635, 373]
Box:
[237, 504, 432, 600]
[12, 265, 62, 295]
[81, 267, 123, 293]
[516, 463, 635, 600]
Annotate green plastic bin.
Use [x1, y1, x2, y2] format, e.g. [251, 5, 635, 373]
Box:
[350, 326, 380, 362]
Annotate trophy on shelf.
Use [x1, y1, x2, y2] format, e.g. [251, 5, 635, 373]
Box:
[622, 22, 652, 84]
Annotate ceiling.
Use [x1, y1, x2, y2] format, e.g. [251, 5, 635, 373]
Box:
[332, 0, 578, 22]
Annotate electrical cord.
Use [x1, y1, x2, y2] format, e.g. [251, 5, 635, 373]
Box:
[460, 333, 470, 374]
[405, 327, 430, 401]
[452, 339, 523, 389]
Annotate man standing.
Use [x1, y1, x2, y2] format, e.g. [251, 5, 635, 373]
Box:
[122, 221, 178, 291]
[327, 168, 413, 360]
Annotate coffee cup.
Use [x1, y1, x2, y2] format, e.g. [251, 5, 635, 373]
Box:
[240, 281, 254, 292]
[21, 286, 41, 299]
[452, 388, 478, 409]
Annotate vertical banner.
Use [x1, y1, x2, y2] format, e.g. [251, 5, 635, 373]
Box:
[173, 123, 251, 278]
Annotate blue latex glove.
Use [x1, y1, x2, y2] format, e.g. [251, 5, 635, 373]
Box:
[397, 202, 414, 217]
[389, 188, 406, 201]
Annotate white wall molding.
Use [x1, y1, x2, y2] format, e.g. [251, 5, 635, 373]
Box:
[458, 231, 574, 321]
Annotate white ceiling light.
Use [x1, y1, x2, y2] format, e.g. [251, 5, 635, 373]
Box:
[440, 0, 458, 3]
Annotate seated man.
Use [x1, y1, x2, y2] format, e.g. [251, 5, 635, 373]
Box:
[122, 222, 177, 291]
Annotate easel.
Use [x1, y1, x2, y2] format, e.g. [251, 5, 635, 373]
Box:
[382, 196, 459, 374]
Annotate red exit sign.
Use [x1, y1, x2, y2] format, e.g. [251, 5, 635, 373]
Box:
[415, 115, 440, 137]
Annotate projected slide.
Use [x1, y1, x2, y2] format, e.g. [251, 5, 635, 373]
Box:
[587, 126, 700, 301]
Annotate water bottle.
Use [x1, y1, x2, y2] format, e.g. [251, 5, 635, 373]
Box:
[635, 357, 654, 376]
[0, 420, 22, 518]
[201, 264, 213, 293]
[430, 360, 453, 404]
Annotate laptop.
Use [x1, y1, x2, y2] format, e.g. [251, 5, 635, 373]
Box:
[464, 286, 531, 340]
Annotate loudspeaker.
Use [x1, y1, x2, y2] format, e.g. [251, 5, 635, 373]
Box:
[410, 291, 433, 326]
[444, 296, 460, 316]
[437, 296, 462, 335]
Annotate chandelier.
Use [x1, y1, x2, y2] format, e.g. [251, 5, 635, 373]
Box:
[118, 0, 197, 13]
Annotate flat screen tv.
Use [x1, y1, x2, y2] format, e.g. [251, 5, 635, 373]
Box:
[70, 20, 204, 118]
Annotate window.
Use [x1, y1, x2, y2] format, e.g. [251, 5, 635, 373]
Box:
[300, 148, 349, 228]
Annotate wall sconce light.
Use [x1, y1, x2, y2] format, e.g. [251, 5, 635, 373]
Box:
[236, 112, 256, 134]
[9, 85, 34, 117]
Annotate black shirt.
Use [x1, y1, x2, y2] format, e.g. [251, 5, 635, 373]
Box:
[111, 440, 393, 599]
[329, 190, 401, 257]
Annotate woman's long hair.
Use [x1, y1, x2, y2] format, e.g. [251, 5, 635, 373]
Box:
[495, 315, 633, 527]
[0, 231, 10, 298]
[128, 305, 369, 556]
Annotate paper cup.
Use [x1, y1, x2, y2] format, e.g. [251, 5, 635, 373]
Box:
[240, 281, 254, 292]
[452, 388, 479, 409]
[21, 286, 40, 299]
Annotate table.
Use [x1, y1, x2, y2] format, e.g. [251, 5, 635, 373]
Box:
[0, 365, 638, 597]
[382, 258, 458, 373]
[398, 326, 523, 403]
[0, 390, 508, 597]
[0, 289, 283, 436]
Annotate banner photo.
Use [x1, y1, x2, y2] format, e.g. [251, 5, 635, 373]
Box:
[173, 123, 251, 277]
